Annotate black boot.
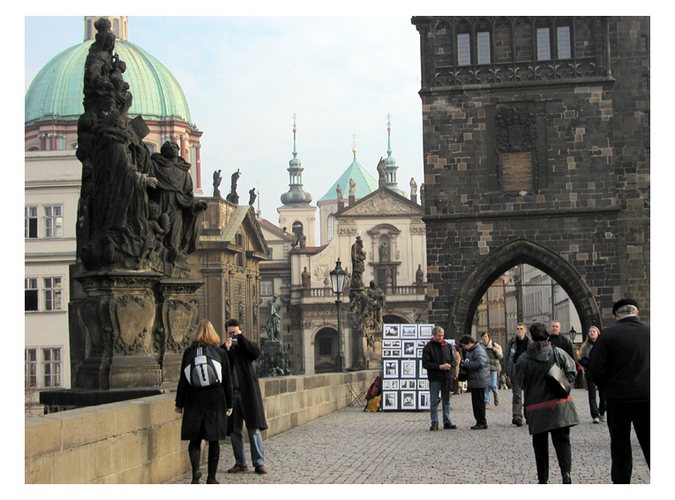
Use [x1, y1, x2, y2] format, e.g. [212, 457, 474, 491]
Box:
[562, 472, 572, 484]
[188, 440, 202, 484]
[206, 440, 220, 484]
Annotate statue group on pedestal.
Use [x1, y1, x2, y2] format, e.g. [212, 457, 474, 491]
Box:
[76, 18, 205, 278]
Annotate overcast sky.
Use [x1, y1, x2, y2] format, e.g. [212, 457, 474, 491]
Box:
[25, 14, 426, 227]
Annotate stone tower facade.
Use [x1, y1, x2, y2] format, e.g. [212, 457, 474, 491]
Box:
[410, 16, 649, 336]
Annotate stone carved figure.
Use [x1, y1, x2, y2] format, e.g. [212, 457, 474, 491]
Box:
[248, 187, 257, 206]
[336, 184, 343, 202]
[410, 177, 417, 198]
[226, 169, 241, 204]
[416, 264, 424, 286]
[351, 236, 366, 289]
[349, 178, 356, 197]
[266, 295, 282, 340]
[213, 170, 222, 198]
[301, 267, 311, 288]
[377, 157, 386, 185]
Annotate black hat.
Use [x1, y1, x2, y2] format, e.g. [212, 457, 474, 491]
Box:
[612, 298, 640, 315]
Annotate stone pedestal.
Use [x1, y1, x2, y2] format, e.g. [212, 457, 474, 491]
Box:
[257, 338, 290, 377]
[71, 271, 163, 390]
[157, 279, 203, 386]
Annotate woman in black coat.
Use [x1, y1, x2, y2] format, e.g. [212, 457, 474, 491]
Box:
[175, 319, 233, 484]
[515, 322, 579, 484]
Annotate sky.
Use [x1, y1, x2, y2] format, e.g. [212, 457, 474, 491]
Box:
[24, 14, 425, 229]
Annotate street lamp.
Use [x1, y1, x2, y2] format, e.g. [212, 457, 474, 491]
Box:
[329, 258, 347, 372]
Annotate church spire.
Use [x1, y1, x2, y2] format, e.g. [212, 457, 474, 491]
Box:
[384, 113, 400, 192]
[280, 114, 312, 206]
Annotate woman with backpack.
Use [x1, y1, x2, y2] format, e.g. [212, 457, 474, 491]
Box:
[175, 319, 233, 484]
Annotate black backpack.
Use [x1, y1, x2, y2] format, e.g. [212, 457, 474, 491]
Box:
[184, 345, 222, 388]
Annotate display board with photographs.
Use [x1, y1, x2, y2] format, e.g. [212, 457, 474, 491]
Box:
[381, 323, 434, 411]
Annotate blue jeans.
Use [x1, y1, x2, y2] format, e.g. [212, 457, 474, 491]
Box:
[484, 371, 499, 403]
[429, 379, 451, 424]
[230, 390, 265, 467]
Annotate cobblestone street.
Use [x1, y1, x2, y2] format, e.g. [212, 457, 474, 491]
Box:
[165, 388, 649, 485]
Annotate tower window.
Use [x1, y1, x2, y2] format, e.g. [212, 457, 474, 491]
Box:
[457, 33, 471, 66]
[477, 31, 491, 64]
[557, 26, 572, 59]
[536, 27, 551, 60]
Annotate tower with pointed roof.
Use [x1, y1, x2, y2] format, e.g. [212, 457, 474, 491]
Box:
[277, 115, 317, 247]
[383, 114, 404, 195]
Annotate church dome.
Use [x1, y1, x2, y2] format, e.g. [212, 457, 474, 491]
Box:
[25, 39, 192, 125]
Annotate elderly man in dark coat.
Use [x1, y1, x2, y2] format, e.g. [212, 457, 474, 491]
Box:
[589, 298, 650, 484]
[459, 335, 490, 430]
[223, 318, 269, 474]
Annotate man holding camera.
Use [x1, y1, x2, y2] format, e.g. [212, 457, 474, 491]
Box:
[223, 318, 269, 474]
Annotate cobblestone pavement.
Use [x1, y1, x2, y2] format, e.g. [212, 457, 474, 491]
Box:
[165, 388, 649, 484]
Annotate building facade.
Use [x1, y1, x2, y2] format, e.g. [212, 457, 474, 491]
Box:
[411, 16, 649, 338]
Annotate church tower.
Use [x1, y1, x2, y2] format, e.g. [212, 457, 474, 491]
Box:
[277, 115, 317, 247]
[383, 114, 403, 195]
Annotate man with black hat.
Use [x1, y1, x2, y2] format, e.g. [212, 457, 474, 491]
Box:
[589, 298, 649, 483]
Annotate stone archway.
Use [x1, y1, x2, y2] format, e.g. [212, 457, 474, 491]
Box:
[449, 238, 602, 339]
[313, 327, 339, 373]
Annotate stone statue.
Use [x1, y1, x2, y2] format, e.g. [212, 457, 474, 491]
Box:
[248, 187, 257, 206]
[410, 177, 417, 197]
[266, 294, 282, 340]
[366, 280, 384, 331]
[420, 183, 425, 206]
[226, 169, 241, 204]
[378, 241, 389, 262]
[301, 267, 311, 288]
[213, 170, 222, 197]
[377, 157, 386, 185]
[349, 178, 356, 197]
[416, 264, 424, 286]
[351, 236, 366, 289]
[148, 141, 207, 271]
[336, 184, 343, 201]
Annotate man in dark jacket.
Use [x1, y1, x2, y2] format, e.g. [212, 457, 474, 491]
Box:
[422, 326, 457, 431]
[459, 335, 490, 430]
[223, 318, 269, 474]
[549, 320, 577, 362]
[589, 299, 650, 484]
[504, 323, 532, 426]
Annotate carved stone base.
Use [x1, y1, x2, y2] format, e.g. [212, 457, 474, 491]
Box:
[71, 271, 163, 390]
[157, 279, 203, 386]
[258, 338, 290, 377]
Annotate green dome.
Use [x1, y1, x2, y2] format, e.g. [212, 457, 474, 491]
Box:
[319, 156, 378, 202]
[25, 39, 191, 124]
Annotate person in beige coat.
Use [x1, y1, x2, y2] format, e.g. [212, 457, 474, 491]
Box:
[480, 332, 503, 408]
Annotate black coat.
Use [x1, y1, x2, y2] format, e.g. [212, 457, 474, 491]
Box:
[422, 340, 456, 381]
[175, 343, 234, 441]
[588, 316, 649, 403]
[225, 334, 268, 431]
[549, 334, 577, 362]
[462, 343, 490, 389]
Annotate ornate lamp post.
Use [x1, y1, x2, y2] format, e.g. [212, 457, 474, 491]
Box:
[329, 258, 347, 372]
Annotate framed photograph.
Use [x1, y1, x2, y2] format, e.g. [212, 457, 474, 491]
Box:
[418, 324, 433, 339]
[390, 349, 402, 358]
[416, 348, 423, 358]
[402, 340, 416, 356]
[401, 359, 416, 378]
[418, 359, 427, 377]
[383, 360, 399, 378]
[383, 324, 400, 339]
[418, 379, 429, 390]
[382, 391, 398, 410]
[383, 379, 399, 390]
[417, 340, 427, 348]
[400, 379, 417, 390]
[382, 339, 401, 349]
[401, 391, 417, 409]
[418, 391, 431, 410]
[400, 324, 418, 338]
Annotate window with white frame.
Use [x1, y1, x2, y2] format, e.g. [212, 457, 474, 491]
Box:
[43, 277, 63, 311]
[327, 214, 335, 241]
[25, 278, 38, 311]
[260, 280, 273, 297]
[43, 205, 63, 238]
[457, 33, 471, 66]
[25, 347, 62, 389]
[25, 206, 38, 238]
[556, 26, 572, 59]
[536, 27, 551, 60]
[477, 31, 491, 64]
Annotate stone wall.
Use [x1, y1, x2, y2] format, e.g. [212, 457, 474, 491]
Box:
[25, 370, 377, 483]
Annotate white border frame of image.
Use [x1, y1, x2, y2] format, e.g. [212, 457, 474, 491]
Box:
[418, 379, 428, 390]
[402, 340, 416, 356]
[401, 359, 417, 378]
[383, 359, 399, 378]
[383, 324, 400, 338]
[400, 390, 417, 410]
[418, 324, 434, 339]
[382, 390, 398, 410]
[418, 359, 427, 377]
[382, 339, 401, 349]
[418, 390, 431, 410]
[400, 323, 418, 338]
[382, 379, 399, 390]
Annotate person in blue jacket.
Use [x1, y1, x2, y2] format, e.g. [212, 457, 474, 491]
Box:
[458, 335, 490, 430]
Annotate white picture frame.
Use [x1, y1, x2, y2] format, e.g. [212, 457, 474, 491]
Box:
[418, 359, 427, 377]
[401, 391, 417, 409]
[383, 324, 400, 339]
[418, 324, 434, 339]
[383, 360, 399, 378]
[382, 379, 399, 390]
[402, 340, 416, 356]
[400, 324, 418, 338]
[382, 339, 401, 349]
[418, 391, 431, 410]
[382, 391, 398, 410]
[417, 379, 429, 390]
[401, 359, 416, 378]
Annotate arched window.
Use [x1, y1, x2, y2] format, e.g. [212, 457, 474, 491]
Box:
[327, 214, 335, 241]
